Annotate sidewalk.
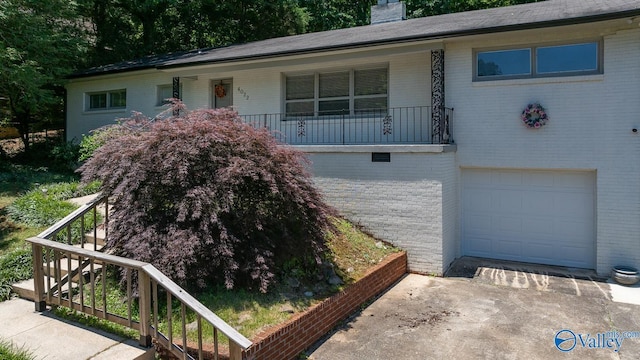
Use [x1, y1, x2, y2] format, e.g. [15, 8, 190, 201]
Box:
[0, 298, 153, 360]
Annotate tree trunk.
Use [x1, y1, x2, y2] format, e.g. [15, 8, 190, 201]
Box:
[141, 17, 156, 55]
[15, 112, 31, 153]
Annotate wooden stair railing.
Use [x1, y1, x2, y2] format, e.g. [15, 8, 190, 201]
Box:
[27, 194, 252, 360]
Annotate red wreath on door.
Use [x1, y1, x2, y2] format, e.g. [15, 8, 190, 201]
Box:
[214, 84, 226, 98]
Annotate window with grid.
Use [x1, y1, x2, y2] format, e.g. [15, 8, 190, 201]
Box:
[285, 67, 387, 117]
[87, 89, 127, 110]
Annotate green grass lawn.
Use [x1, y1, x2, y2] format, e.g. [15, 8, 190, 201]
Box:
[0, 164, 80, 252]
[0, 163, 83, 300]
[0, 339, 34, 360]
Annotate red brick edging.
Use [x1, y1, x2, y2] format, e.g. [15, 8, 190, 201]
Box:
[244, 251, 407, 360]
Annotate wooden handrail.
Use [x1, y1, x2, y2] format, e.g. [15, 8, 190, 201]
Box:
[142, 264, 253, 349]
[28, 237, 147, 268]
[28, 235, 252, 359]
[37, 192, 106, 239]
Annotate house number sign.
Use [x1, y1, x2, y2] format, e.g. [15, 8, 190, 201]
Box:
[237, 87, 250, 101]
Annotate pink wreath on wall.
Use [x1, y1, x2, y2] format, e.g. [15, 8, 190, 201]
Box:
[521, 103, 549, 129]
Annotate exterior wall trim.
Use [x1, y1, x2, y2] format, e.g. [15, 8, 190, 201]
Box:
[295, 144, 457, 153]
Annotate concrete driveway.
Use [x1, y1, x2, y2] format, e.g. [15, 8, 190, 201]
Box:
[307, 259, 640, 360]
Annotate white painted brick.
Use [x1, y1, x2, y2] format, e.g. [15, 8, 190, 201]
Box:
[306, 150, 456, 274]
[447, 27, 640, 275]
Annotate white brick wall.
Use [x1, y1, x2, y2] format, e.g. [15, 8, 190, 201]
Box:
[447, 26, 640, 275]
[303, 147, 456, 274]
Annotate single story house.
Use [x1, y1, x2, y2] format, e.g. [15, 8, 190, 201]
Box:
[65, 0, 640, 277]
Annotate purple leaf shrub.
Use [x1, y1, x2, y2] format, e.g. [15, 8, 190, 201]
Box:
[80, 103, 335, 292]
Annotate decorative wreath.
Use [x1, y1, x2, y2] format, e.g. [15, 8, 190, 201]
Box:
[214, 84, 226, 98]
[521, 103, 548, 129]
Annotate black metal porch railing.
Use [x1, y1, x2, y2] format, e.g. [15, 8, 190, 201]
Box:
[240, 106, 453, 145]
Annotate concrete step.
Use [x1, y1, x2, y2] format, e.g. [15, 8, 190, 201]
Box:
[85, 228, 106, 246]
[12, 276, 80, 301]
[44, 258, 103, 278]
[0, 297, 155, 360]
[75, 242, 104, 252]
[13, 241, 107, 301]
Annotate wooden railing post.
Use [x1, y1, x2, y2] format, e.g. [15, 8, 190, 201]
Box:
[229, 340, 243, 360]
[138, 271, 152, 347]
[32, 243, 46, 311]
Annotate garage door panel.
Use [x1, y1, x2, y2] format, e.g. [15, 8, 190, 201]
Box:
[495, 190, 523, 213]
[465, 214, 493, 234]
[555, 172, 595, 189]
[555, 219, 592, 239]
[524, 192, 555, 213]
[462, 169, 595, 269]
[528, 171, 557, 187]
[464, 169, 492, 185]
[494, 216, 523, 234]
[494, 239, 522, 257]
[526, 242, 555, 260]
[522, 217, 555, 237]
[466, 236, 492, 254]
[467, 191, 493, 212]
[496, 171, 524, 186]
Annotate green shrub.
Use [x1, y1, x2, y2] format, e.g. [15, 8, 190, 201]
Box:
[7, 189, 79, 227]
[50, 141, 81, 171]
[0, 248, 33, 301]
[6, 181, 102, 243]
[78, 125, 123, 162]
[0, 339, 34, 360]
[7, 181, 101, 226]
[10, 137, 80, 172]
[0, 164, 78, 194]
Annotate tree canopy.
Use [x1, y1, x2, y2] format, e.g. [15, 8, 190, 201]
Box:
[78, 0, 542, 67]
[0, 0, 87, 151]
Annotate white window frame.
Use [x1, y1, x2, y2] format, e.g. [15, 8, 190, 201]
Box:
[284, 66, 388, 117]
[473, 40, 603, 81]
[86, 89, 127, 111]
[156, 84, 182, 106]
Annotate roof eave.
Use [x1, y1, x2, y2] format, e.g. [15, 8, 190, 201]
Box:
[69, 7, 640, 78]
[156, 9, 640, 70]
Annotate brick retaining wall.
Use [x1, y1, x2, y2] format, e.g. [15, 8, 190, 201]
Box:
[243, 251, 407, 360]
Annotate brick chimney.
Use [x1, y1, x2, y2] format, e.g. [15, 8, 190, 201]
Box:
[371, 0, 406, 25]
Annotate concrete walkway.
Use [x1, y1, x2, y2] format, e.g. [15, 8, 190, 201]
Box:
[0, 298, 153, 360]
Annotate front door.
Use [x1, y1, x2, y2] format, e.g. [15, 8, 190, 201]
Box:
[213, 79, 233, 109]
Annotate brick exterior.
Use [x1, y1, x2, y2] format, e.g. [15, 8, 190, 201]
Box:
[304, 149, 456, 274]
[448, 27, 640, 275]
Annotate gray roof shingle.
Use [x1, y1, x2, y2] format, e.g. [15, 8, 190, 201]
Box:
[70, 0, 640, 78]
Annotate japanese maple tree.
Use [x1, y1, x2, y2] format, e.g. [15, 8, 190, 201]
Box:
[80, 103, 334, 292]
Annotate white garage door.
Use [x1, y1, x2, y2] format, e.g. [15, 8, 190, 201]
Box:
[462, 169, 595, 269]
